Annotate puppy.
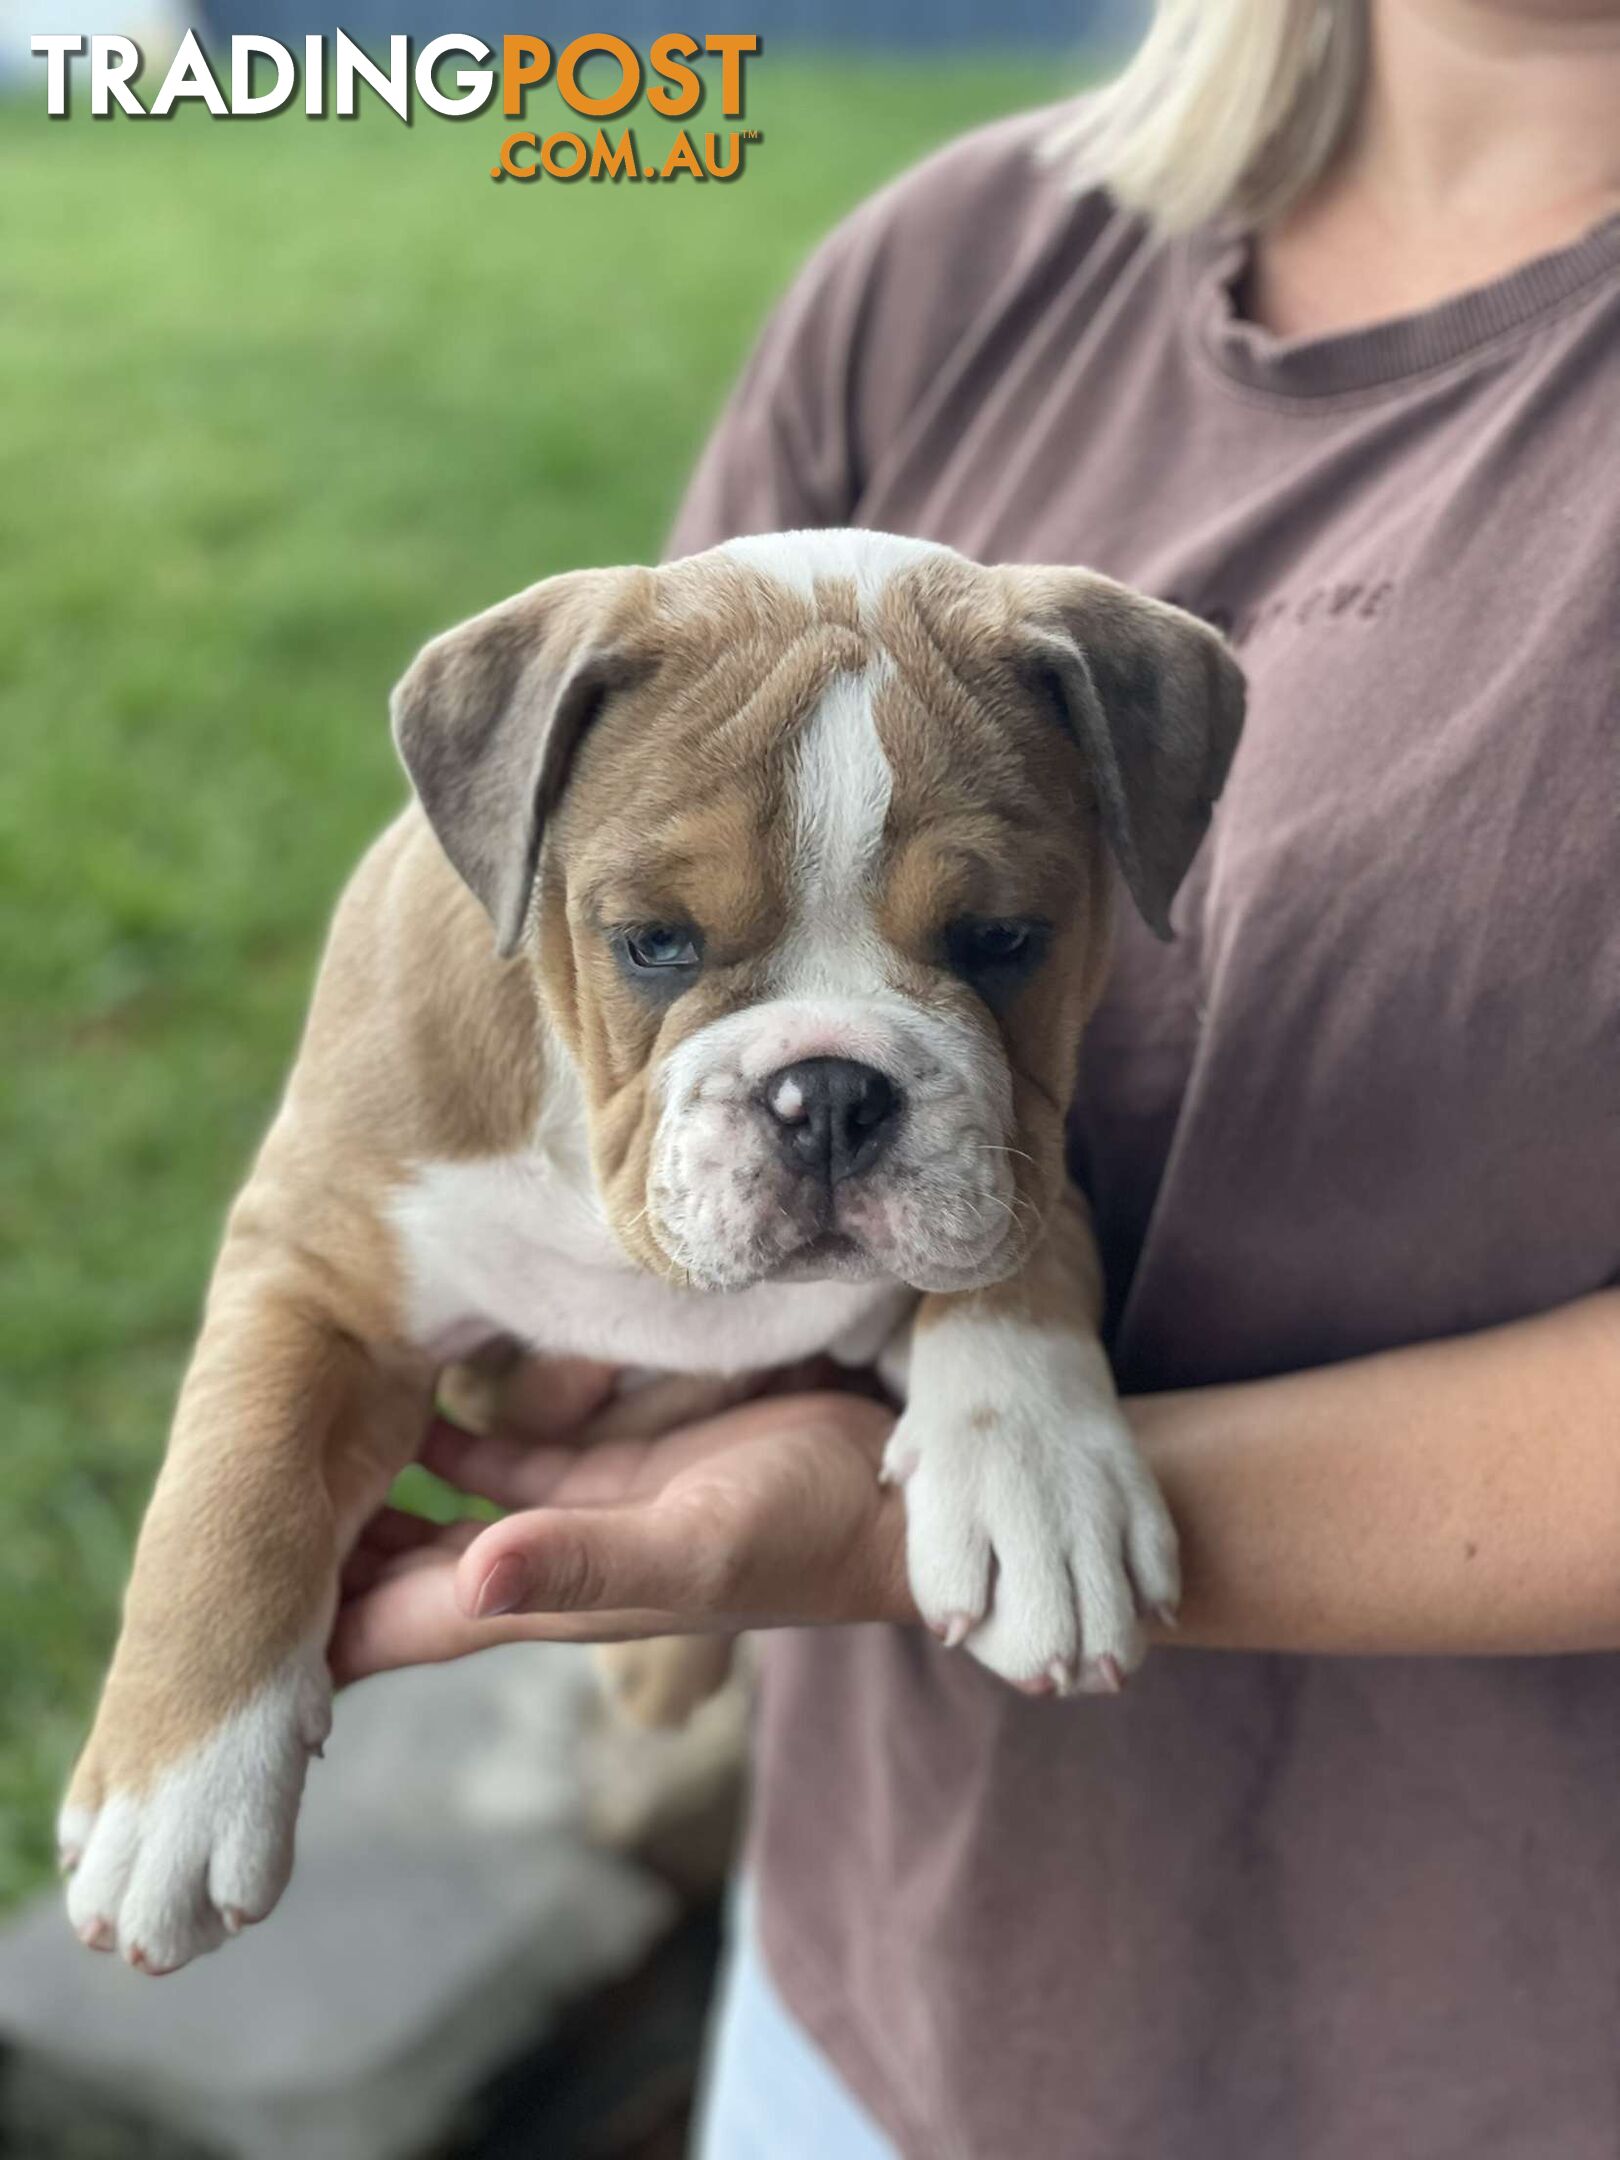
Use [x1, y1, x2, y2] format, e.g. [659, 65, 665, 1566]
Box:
[60, 529, 1243, 1973]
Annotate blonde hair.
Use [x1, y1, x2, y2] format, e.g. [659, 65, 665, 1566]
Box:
[1050, 0, 1369, 233]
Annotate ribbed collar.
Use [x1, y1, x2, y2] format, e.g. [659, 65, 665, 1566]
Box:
[1182, 210, 1620, 401]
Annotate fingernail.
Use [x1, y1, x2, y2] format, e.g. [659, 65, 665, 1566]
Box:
[473, 1554, 530, 1618]
[1153, 1603, 1180, 1632]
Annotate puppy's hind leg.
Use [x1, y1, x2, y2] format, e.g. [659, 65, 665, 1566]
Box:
[62, 1236, 430, 1974]
[596, 1637, 738, 1731]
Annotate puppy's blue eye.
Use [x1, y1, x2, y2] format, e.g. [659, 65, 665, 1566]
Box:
[624, 925, 700, 972]
[944, 917, 1048, 980]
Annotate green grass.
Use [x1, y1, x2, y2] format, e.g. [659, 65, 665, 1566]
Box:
[0, 59, 1061, 1904]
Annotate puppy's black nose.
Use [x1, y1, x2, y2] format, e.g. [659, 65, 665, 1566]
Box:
[764, 1058, 901, 1183]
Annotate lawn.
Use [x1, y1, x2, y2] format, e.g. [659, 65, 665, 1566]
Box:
[0, 57, 1063, 1904]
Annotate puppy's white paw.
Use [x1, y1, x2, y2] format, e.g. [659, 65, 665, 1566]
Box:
[61, 1651, 331, 1974]
[884, 1382, 1178, 1697]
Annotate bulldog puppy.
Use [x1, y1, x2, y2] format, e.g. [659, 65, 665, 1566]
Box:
[60, 530, 1243, 1974]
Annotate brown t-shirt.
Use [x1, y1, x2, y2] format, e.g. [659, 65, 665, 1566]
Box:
[669, 107, 1620, 2160]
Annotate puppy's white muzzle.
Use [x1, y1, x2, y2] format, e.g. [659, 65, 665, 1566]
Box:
[648, 994, 1019, 1294]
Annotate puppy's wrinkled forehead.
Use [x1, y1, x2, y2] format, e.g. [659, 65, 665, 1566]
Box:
[554, 533, 1087, 950]
[392, 528, 1244, 964]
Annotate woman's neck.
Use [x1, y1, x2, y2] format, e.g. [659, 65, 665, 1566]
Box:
[1251, 0, 1620, 337]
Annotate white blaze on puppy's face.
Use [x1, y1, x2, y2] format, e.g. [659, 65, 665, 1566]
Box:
[649, 665, 1019, 1292]
[780, 664, 893, 996]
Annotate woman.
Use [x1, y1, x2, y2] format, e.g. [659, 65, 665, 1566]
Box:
[333, 3, 1620, 2152]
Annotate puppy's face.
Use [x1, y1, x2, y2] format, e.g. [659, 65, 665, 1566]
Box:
[393, 534, 1243, 1294]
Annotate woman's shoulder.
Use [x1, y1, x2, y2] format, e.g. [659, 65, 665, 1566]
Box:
[667, 101, 1161, 545]
[828, 99, 1130, 306]
[782, 102, 1148, 458]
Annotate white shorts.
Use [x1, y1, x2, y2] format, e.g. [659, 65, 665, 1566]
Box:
[695, 1893, 897, 2160]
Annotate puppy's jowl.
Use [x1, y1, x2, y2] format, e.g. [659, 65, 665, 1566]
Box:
[63, 530, 1243, 1971]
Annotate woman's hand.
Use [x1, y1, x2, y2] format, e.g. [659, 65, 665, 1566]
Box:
[330, 1363, 910, 1684]
[332, 1286, 1620, 1683]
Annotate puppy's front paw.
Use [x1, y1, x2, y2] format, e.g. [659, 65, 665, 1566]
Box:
[60, 1650, 331, 1974]
[884, 1399, 1178, 1697]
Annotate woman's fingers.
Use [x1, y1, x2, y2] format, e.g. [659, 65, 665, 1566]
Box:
[485, 1356, 621, 1439]
[332, 1383, 906, 1683]
[417, 1417, 599, 1508]
[444, 1392, 899, 1625]
[330, 1545, 686, 1683]
[455, 1494, 745, 1625]
[340, 1509, 480, 1594]
[577, 1372, 757, 1444]
[419, 1415, 676, 1510]
[351, 1504, 447, 1559]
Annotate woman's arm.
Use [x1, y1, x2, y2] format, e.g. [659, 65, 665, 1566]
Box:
[332, 1290, 1620, 1681]
[1140, 1288, 1620, 1655]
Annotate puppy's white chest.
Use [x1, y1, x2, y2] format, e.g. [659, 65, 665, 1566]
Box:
[387, 1150, 903, 1375]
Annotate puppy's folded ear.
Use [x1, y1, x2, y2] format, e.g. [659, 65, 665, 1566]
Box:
[1003, 568, 1246, 940]
[391, 565, 653, 956]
